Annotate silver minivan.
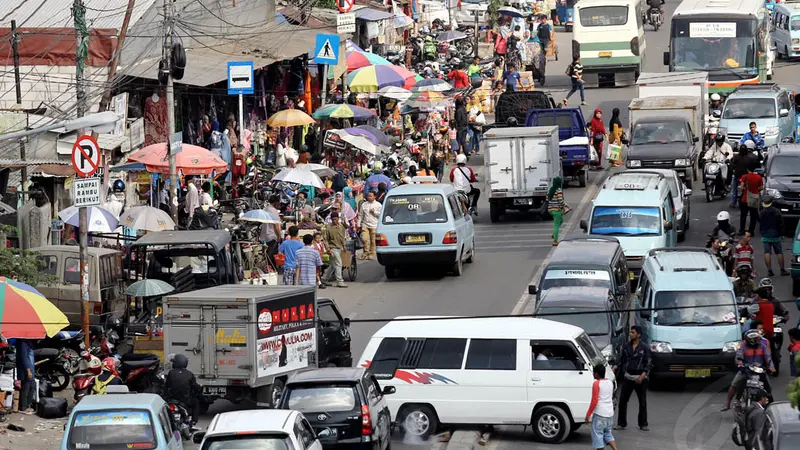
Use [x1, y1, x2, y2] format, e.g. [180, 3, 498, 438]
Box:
[719, 84, 796, 147]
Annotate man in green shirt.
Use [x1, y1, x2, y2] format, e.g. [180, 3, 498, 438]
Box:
[467, 57, 482, 78]
[322, 211, 348, 288]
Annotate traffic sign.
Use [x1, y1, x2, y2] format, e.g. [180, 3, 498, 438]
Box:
[170, 131, 183, 155]
[73, 178, 101, 207]
[337, 0, 354, 13]
[227, 61, 254, 95]
[337, 13, 356, 33]
[314, 34, 341, 65]
[71, 134, 101, 178]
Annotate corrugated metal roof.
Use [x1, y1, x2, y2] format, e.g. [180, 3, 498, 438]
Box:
[0, 0, 158, 29]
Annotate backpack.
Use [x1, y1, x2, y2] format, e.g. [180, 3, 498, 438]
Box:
[565, 63, 574, 77]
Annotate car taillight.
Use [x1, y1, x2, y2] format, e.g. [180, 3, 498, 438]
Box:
[375, 234, 389, 247]
[442, 231, 457, 244]
[630, 37, 640, 56]
[361, 404, 373, 435]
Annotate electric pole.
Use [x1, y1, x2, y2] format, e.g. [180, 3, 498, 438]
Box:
[10, 20, 27, 202]
[164, 0, 178, 222]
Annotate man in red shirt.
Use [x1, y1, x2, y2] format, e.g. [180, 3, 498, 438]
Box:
[739, 162, 763, 235]
[447, 62, 470, 89]
[733, 231, 755, 272]
[753, 287, 775, 339]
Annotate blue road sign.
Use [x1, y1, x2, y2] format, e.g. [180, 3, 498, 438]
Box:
[314, 34, 340, 65]
[227, 61, 254, 95]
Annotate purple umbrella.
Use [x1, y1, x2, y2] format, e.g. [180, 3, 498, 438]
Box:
[344, 125, 390, 146]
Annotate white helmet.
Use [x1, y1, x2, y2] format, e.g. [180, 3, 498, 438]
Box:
[710, 93, 721, 102]
[744, 140, 756, 150]
[717, 211, 730, 221]
[456, 153, 467, 165]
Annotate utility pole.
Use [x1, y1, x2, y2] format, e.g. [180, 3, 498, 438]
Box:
[164, 0, 178, 222]
[10, 20, 26, 202]
[473, 12, 480, 59]
[98, 0, 135, 113]
[73, 0, 91, 349]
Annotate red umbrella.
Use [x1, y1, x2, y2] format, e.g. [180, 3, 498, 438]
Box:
[128, 143, 228, 175]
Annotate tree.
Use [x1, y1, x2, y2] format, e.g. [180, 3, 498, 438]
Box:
[0, 226, 56, 287]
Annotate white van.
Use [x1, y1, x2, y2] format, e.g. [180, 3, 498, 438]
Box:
[771, 2, 800, 59]
[357, 316, 610, 444]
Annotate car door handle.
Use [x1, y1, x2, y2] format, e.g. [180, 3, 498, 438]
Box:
[530, 377, 541, 381]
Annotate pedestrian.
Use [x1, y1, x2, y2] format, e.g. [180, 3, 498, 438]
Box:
[608, 107, 624, 167]
[547, 176, 570, 246]
[739, 161, 762, 236]
[788, 328, 800, 377]
[449, 121, 460, 156]
[734, 231, 755, 273]
[312, 232, 329, 288]
[589, 108, 607, 170]
[431, 150, 445, 182]
[295, 234, 323, 286]
[14, 338, 35, 414]
[616, 325, 651, 431]
[732, 145, 755, 207]
[468, 103, 486, 155]
[759, 194, 789, 276]
[322, 212, 348, 288]
[745, 389, 769, 450]
[564, 56, 586, 106]
[503, 64, 521, 92]
[260, 195, 283, 265]
[537, 15, 552, 57]
[358, 191, 381, 260]
[586, 364, 618, 450]
[455, 99, 469, 153]
[278, 226, 304, 285]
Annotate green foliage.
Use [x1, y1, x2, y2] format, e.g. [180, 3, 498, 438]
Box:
[0, 227, 57, 287]
[316, 0, 337, 9]
[790, 352, 800, 409]
[488, 0, 504, 28]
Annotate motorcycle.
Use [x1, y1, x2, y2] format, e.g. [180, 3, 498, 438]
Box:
[703, 110, 722, 150]
[168, 402, 194, 440]
[648, 5, 662, 31]
[37, 330, 86, 374]
[731, 363, 770, 446]
[118, 353, 163, 394]
[33, 348, 71, 391]
[702, 158, 731, 202]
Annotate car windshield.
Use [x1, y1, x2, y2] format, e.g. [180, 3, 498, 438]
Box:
[286, 385, 357, 412]
[579, 6, 628, 26]
[723, 98, 776, 119]
[576, 332, 606, 367]
[68, 410, 156, 450]
[669, 18, 758, 72]
[792, 18, 800, 31]
[590, 206, 661, 236]
[537, 306, 610, 336]
[382, 194, 448, 225]
[768, 156, 800, 177]
[653, 291, 738, 326]
[202, 435, 291, 450]
[632, 122, 689, 145]
[541, 269, 612, 291]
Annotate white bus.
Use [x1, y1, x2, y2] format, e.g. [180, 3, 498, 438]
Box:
[664, 0, 774, 94]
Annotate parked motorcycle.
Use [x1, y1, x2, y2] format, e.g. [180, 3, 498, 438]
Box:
[118, 353, 163, 393]
[702, 159, 731, 202]
[37, 330, 86, 374]
[33, 348, 71, 391]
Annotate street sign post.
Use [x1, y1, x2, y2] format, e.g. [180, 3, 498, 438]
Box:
[337, 0, 354, 12]
[337, 13, 356, 33]
[71, 134, 101, 178]
[314, 34, 341, 65]
[228, 61, 254, 148]
[73, 178, 101, 207]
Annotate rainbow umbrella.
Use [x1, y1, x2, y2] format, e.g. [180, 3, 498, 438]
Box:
[347, 51, 392, 72]
[405, 91, 453, 108]
[412, 78, 453, 92]
[348, 65, 417, 92]
[312, 104, 376, 120]
[0, 277, 69, 339]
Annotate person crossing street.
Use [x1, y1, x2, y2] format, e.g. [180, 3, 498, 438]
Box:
[322, 212, 348, 288]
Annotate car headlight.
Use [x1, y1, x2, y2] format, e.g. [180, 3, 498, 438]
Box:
[706, 163, 720, 174]
[766, 188, 782, 199]
[601, 344, 613, 360]
[651, 341, 673, 353]
[628, 159, 642, 168]
[795, 255, 800, 264]
[675, 159, 690, 167]
[723, 341, 740, 353]
[766, 126, 780, 136]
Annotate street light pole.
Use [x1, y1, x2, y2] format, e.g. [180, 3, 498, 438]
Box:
[164, 0, 178, 222]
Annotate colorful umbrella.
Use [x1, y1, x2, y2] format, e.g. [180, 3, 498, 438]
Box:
[118, 206, 175, 232]
[328, 130, 385, 155]
[0, 277, 69, 339]
[348, 65, 417, 92]
[377, 86, 412, 101]
[128, 143, 228, 175]
[412, 78, 453, 92]
[344, 126, 390, 146]
[240, 209, 281, 224]
[267, 109, 316, 127]
[59, 205, 119, 233]
[347, 51, 392, 72]
[312, 104, 376, 120]
[405, 91, 453, 108]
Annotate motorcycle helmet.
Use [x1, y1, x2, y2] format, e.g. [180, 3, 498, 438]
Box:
[710, 93, 722, 102]
[372, 161, 383, 172]
[88, 356, 103, 376]
[173, 353, 188, 370]
[744, 140, 756, 150]
[507, 116, 519, 127]
[112, 180, 125, 192]
[759, 278, 773, 289]
[715, 134, 725, 144]
[716, 211, 731, 222]
[736, 262, 753, 276]
[102, 357, 119, 376]
[745, 329, 761, 346]
[105, 315, 122, 333]
[456, 153, 467, 165]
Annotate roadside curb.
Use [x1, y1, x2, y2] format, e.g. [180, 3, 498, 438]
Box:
[430, 429, 490, 450]
[511, 168, 613, 316]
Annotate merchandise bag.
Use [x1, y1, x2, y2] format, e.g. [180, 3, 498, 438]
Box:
[589, 146, 599, 165]
[608, 144, 622, 164]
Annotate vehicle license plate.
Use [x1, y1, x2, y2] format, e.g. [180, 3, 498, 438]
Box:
[203, 386, 226, 395]
[513, 198, 532, 205]
[746, 378, 762, 388]
[628, 271, 635, 280]
[405, 235, 426, 244]
[599, 51, 612, 57]
[685, 368, 711, 378]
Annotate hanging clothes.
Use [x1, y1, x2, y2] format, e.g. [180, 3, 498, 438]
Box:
[144, 92, 168, 146]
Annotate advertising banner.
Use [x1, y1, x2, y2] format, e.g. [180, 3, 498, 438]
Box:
[256, 292, 316, 378]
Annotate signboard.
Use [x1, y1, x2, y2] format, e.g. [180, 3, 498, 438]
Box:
[256, 292, 316, 378]
[73, 178, 101, 207]
[129, 118, 144, 149]
[227, 61, 255, 95]
[544, 270, 612, 280]
[170, 131, 183, 155]
[689, 22, 736, 38]
[111, 93, 128, 136]
[337, 13, 356, 33]
[71, 135, 101, 178]
[323, 130, 348, 150]
[314, 34, 341, 65]
[337, 0, 354, 13]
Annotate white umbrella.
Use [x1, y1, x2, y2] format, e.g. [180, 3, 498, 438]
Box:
[298, 163, 336, 178]
[498, 6, 523, 17]
[377, 86, 412, 101]
[240, 209, 281, 224]
[118, 206, 176, 232]
[273, 167, 325, 189]
[328, 130, 384, 156]
[58, 205, 119, 233]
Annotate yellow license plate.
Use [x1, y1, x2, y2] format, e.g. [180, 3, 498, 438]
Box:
[685, 368, 711, 378]
[405, 235, 426, 243]
[599, 51, 612, 57]
[628, 271, 635, 280]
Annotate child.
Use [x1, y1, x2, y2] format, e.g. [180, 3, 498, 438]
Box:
[312, 232, 329, 289]
[789, 328, 800, 377]
[448, 120, 459, 156]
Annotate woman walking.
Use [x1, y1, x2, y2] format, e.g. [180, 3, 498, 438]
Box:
[608, 108, 624, 167]
[589, 108, 607, 170]
[548, 176, 570, 246]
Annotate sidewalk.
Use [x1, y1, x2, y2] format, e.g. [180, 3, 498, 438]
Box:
[0, 390, 72, 449]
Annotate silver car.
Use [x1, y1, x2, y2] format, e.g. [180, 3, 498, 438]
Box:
[718, 84, 796, 147]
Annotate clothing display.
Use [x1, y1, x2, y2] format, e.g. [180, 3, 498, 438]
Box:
[144, 91, 168, 146]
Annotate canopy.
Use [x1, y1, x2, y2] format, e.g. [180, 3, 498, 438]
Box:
[128, 143, 228, 175]
[347, 51, 392, 72]
[328, 130, 386, 155]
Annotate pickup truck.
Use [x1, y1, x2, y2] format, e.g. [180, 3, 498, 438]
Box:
[525, 107, 590, 187]
[492, 91, 558, 128]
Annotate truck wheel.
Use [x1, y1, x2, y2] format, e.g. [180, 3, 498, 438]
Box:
[489, 203, 501, 223]
[532, 405, 572, 444]
[578, 170, 587, 187]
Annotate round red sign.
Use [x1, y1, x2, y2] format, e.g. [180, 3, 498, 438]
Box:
[337, 0, 354, 13]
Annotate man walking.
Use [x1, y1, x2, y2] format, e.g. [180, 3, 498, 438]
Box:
[295, 234, 323, 286]
[759, 195, 789, 276]
[616, 325, 651, 431]
[323, 212, 348, 288]
[278, 226, 304, 285]
[358, 191, 381, 260]
[745, 389, 769, 450]
[261, 195, 283, 265]
[586, 364, 618, 450]
[15, 338, 35, 414]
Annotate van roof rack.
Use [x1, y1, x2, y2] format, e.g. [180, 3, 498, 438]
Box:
[604, 171, 664, 190]
[733, 84, 781, 93]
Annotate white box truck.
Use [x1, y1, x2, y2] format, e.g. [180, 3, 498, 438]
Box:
[483, 125, 562, 223]
[636, 72, 709, 118]
[162, 285, 352, 411]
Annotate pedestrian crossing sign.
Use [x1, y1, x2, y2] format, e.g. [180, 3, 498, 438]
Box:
[314, 34, 340, 65]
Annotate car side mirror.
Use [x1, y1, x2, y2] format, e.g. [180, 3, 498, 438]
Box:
[639, 308, 651, 319]
[192, 432, 206, 444]
[382, 386, 396, 395]
[663, 51, 669, 66]
[580, 219, 588, 231]
[344, 317, 351, 327]
[528, 284, 537, 295]
[779, 108, 790, 118]
[685, 188, 692, 196]
[693, 136, 700, 143]
[664, 221, 673, 231]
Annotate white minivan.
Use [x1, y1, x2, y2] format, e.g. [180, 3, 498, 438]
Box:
[357, 316, 610, 444]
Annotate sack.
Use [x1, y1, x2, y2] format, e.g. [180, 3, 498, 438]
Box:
[274, 252, 286, 267]
[37, 397, 67, 419]
[565, 64, 573, 77]
[37, 378, 52, 399]
[589, 146, 599, 165]
[341, 249, 352, 268]
[608, 144, 622, 163]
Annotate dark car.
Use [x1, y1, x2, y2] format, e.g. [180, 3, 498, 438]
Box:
[762, 144, 800, 224]
[533, 286, 630, 364]
[279, 368, 395, 450]
[763, 401, 800, 449]
[626, 118, 700, 188]
[493, 91, 558, 128]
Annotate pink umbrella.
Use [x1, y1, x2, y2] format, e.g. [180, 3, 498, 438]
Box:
[128, 143, 228, 175]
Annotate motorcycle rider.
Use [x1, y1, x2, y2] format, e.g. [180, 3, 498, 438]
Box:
[423, 36, 437, 61]
[449, 153, 480, 215]
[721, 329, 774, 411]
[758, 278, 789, 322]
[703, 134, 733, 184]
[645, 0, 665, 23]
[733, 263, 758, 299]
[91, 357, 122, 395]
[740, 123, 766, 149]
[365, 162, 392, 194]
[164, 354, 202, 425]
[710, 93, 723, 111]
[710, 210, 737, 241]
